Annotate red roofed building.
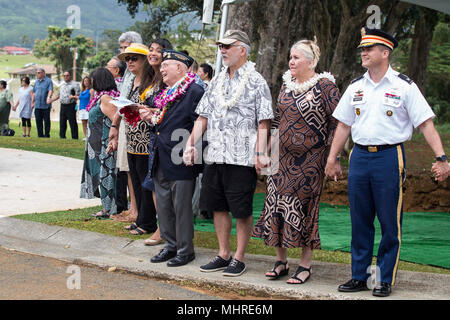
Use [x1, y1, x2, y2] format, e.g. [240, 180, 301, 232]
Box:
[0, 46, 32, 55]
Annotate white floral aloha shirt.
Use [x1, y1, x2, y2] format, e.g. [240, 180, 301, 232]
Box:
[196, 61, 273, 167]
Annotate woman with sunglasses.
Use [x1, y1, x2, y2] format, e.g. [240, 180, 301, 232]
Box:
[252, 38, 340, 284]
[115, 43, 158, 236]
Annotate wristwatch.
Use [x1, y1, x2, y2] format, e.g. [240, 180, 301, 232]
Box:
[111, 125, 118, 129]
[255, 152, 266, 156]
[436, 155, 447, 162]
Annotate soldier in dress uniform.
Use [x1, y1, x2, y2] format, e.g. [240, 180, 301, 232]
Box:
[325, 27, 449, 297]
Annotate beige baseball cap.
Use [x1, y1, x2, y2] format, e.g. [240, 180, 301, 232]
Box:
[216, 29, 250, 46]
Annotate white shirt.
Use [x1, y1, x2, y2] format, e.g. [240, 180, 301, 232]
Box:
[332, 65, 435, 145]
[196, 61, 273, 167]
[59, 80, 80, 105]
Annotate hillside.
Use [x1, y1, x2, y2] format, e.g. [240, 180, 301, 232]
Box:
[0, 0, 148, 47]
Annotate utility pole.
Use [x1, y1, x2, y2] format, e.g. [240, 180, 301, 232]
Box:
[73, 47, 77, 81]
[213, 0, 255, 73]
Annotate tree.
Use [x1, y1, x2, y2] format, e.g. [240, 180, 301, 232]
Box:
[227, 0, 417, 100]
[33, 26, 93, 81]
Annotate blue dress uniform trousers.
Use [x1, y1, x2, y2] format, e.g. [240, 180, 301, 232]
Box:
[348, 144, 405, 285]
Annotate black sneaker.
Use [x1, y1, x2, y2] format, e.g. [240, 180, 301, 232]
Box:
[200, 255, 232, 272]
[222, 258, 246, 277]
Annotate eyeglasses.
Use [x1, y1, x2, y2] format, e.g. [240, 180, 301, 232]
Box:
[160, 62, 178, 69]
[125, 56, 140, 62]
[218, 44, 242, 50]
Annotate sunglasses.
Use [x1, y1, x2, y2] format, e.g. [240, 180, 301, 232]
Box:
[218, 44, 242, 50]
[125, 55, 140, 62]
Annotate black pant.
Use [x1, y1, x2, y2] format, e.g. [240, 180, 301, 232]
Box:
[127, 153, 157, 232]
[115, 170, 129, 213]
[60, 103, 78, 139]
[34, 108, 50, 137]
[21, 118, 31, 127]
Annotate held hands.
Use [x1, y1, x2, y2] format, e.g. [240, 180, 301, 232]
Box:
[107, 126, 119, 153]
[138, 105, 158, 122]
[431, 161, 450, 182]
[325, 156, 342, 182]
[255, 154, 271, 175]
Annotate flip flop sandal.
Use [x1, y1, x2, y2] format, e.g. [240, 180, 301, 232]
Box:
[125, 223, 138, 231]
[90, 211, 110, 219]
[287, 265, 311, 284]
[144, 238, 164, 246]
[265, 260, 289, 280]
[129, 227, 149, 235]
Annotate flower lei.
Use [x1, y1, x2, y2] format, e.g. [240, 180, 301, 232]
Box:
[139, 84, 158, 102]
[119, 105, 141, 128]
[283, 71, 335, 94]
[216, 61, 254, 110]
[151, 72, 196, 125]
[119, 85, 157, 128]
[86, 89, 120, 112]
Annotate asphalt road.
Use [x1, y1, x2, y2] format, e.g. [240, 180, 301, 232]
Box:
[0, 246, 219, 300]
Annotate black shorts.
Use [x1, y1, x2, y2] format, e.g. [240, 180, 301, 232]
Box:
[21, 118, 31, 127]
[200, 164, 257, 219]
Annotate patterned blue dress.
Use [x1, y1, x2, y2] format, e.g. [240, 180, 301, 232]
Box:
[80, 99, 117, 214]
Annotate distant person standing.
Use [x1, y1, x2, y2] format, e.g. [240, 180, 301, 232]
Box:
[32, 68, 53, 138]
[0, 80, 14, 134]
[198, 63, 213, 86]
[13, 76, 34, 137]
[77, 76, 93, 139]
[54, 71, 80, 139]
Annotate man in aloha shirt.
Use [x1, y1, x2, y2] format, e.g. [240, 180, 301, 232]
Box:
[184, 30, 274, 277]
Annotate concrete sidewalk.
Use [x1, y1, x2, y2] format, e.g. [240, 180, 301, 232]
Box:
[0, 148, 100, 216]
[0, 217, 448, 300]
[0, 148, 449, 300]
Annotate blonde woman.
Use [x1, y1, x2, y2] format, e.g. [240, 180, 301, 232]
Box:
[252, 38, 340, 284]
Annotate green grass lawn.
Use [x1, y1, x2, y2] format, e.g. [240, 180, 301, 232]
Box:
[12, 206, 449, 275]
[2, 120, 449, 275]
[0, 120, 86, 159]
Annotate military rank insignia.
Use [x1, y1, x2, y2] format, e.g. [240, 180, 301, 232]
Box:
[353, 90, 364, 102]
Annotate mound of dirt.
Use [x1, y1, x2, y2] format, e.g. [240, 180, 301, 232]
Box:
[256, 171, 450, 213]
[321, 170, 450, 212]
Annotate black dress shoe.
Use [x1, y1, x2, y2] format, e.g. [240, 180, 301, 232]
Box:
[167, 253, 195, 267]
[372, 282, 391, 297]
[151, 248, 177, 263]
[338, 279, 370, 292]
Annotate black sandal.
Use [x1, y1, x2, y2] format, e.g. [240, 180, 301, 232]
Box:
[129, 227, 149, 235]
[125, 222, 138, 231]
[287, 265, 311, 284]
[265, 261, 289, 280]
[90, 210, 110, 219]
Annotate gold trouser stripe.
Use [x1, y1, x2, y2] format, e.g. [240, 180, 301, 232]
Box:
[392, 145, 404, 285]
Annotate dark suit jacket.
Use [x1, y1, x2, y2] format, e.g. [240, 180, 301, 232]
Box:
[153, 82, 205, 181]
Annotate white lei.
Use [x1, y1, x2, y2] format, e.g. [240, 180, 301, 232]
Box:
[216, 61, 255, 110]
[283, 70, 335, 94]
